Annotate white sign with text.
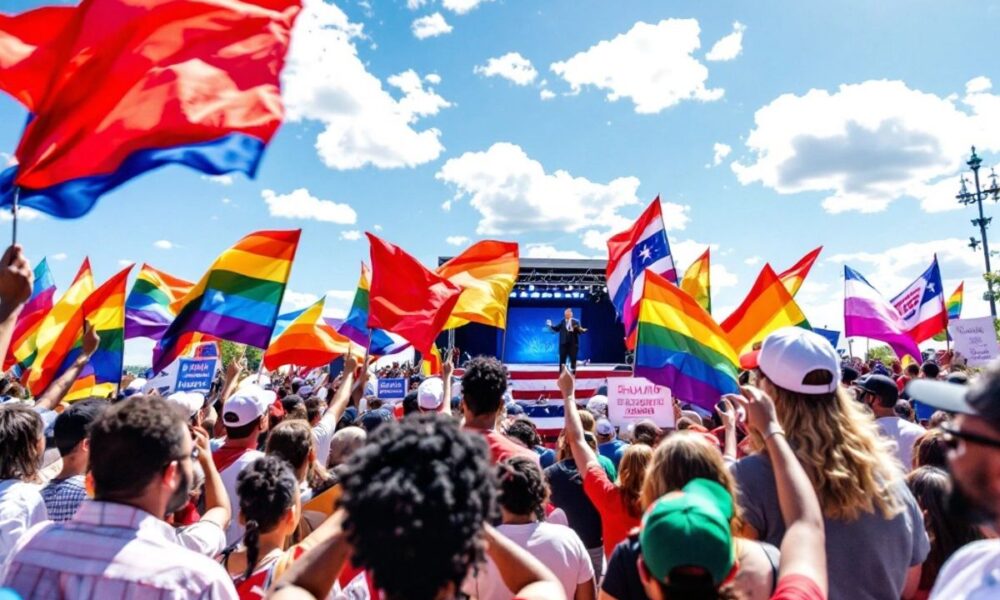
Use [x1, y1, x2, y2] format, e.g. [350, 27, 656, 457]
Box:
[607, 377, 674, 428]
[948, 317, 1000, 367]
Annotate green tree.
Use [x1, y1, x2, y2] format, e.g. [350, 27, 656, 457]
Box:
[865, 345, 896, 364]
[219, 340, 262, 372]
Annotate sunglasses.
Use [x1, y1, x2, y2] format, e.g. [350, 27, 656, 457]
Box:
[941, 422, 1000, 450]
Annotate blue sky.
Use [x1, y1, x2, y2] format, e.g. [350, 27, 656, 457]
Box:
[3, 0, 1000, 365]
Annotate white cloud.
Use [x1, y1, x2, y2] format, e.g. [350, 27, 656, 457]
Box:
[153, 240, 173, 250]
[326, 289, 356, 303]
[283, 0, 451, 169]
[540, 89, 556, 101]
[446, 235, 470, 246]
[118, 259, 132, 267]
[406, 0, 428, 9]
[474, 52, 538, 86]
[340, 230, 362, 241]
[705, 21, 745, 62]
[580, 201, 690, 251]
[0, 207, 44, 222]
[550, 19, 724, 114]
[51, 252, 67, 261]
[524, 244, 588, 259]
[281, 290, 320, 313]
[732, 77, 1000, 213]
[425, 73, 442, 85]
[373, 224, 383, 231]
[828, 238, 983, 295]
[442, 0, 493, 14]
[436, 142, 645, 237]
[412, 13, 453, 39]
[0, 152, 13, 166]
[201, 174, 233, 185]
[262, 188, 357, 224]
[967, 76, 992, 94]
[711, 142, 732, 167]
[744, 256, 761, 266]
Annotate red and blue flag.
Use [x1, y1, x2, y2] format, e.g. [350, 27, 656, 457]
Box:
[0, 0, 301, 218]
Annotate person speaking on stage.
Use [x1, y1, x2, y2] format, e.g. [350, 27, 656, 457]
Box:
[547, 308, 587, 373]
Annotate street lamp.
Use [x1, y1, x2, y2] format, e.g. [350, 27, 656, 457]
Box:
[957, 146, 1000, 318]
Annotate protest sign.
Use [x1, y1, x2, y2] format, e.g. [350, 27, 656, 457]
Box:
[948, 317, 1000, 367]
[377, 377, 407, 400]
[175, 358, 217, 393]
[608, 377, 674, 428]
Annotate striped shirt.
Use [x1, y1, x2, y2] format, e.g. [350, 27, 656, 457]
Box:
[0, 500, 238, 599]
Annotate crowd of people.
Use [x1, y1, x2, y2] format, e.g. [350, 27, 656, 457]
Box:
[0, 244, 998, 600]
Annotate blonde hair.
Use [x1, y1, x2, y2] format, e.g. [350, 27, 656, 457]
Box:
[579, 410, 596, 433]
[762, 373, 901, 521]
[641, 431, 742, 529]
[617, 444, 652, 518]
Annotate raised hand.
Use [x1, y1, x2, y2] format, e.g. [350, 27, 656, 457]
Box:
[734, 385, 781, 436]
[0, 244, 33, 312]
[343, 350, 360, 377]
[556, 366, 574, 399]
[442, 351, 454, 380]
[82, 320, 101, 357]
[716, 396, 737, 429]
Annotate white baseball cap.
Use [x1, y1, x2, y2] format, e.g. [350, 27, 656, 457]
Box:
[166, 391, 205, 418]
[596, 418, 615, 436]
[587, 395, 609, 417]
[124, 377, 147, 397]
[223, 384, 277, 427]
[418, 377, 444, 410]
[758, 327, 840, 395]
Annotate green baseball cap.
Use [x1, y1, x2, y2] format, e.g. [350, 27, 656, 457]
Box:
[639, 478, 735, 586]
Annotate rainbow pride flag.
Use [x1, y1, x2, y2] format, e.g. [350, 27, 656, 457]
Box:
[263, 299, 363, 370]
[634, 271, 740, 410]
[680, 248, 711, 314]
[947, 282, 963, 321]
[777, 247, 822, 297]
[125, 264, 194, 341]
[59, 265, 132, 401]
[5, 258, 56, 372]
[722, 264, 811, 354]
[338, 263, 409, 355]
[153, 230, 300, 373]
[25, 259, 94, 395]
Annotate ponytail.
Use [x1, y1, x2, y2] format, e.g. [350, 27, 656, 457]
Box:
[243, 519, 261, 581]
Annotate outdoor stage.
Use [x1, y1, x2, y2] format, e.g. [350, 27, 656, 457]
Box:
[504, 363, 632, 401]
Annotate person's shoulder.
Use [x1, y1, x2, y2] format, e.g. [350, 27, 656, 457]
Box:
[235, 449, 266, 467]
[0, 480, 44, 506]
[939, 539, 1000, 575]
[732, 452, 773, 477]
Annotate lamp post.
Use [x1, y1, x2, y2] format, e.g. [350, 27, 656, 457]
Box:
[957, 146, 1000, 318]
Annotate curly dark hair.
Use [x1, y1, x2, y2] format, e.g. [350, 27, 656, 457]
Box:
[237, 456, 299, 580]
[497, 457, 547, 520]
[504, 418, 541, 449]
[460, 355, 507, 417]
[340, 413, 497, 600]
[89, 395, 188, 500]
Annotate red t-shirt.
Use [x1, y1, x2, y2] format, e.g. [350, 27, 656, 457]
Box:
[480, 430, 540, 465]
[582, 461, 640, 558]
[770, 574, 825, 600]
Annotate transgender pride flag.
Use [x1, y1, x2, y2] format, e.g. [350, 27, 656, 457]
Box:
[844, 266, 921, 361]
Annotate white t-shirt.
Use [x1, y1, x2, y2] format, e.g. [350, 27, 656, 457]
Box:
[219, 450, 265, 546]
[0, 480, 48, 563]
[464, 522, 593, 600]
[930, 539, 1000, 600]
[875, 416, 925, 471]
[312, 409, 339, 467]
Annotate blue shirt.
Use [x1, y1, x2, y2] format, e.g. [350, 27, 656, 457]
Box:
[598, 439, 628, 469]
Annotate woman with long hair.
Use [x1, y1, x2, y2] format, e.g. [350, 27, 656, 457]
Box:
[0, 405, 47, 563]
[557, 369, 652, 560]
[601, 431, 781, 600]
[732, 328, 929, 600]
[265, 420, 336, 502]
[905, 466, 984, 599]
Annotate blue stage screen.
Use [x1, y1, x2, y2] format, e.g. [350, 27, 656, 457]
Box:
[504, 307, 591, 364]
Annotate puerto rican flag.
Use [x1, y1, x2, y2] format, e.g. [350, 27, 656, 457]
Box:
[890, 256, 948, 344]
[606, 197, 677, 345]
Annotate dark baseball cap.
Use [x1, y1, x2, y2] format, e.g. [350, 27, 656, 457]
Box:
[855, 374, 898, 405]
[907, 364, 1000, 429]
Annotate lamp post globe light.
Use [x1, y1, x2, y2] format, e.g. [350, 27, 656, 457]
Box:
[957, 146, 1000, 318]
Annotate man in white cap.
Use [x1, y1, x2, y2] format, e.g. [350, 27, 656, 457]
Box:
[211, 383, 274, 544]
[165, 391, 205, 425]
[417, 377, 445, 412]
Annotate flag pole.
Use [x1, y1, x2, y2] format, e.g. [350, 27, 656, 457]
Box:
[499, 326, 508, 363]
[11, 186, 19, 246]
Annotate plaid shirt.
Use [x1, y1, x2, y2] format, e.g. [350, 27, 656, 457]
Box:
[0, 500, 238, 599]
[40, 476, 88, 523]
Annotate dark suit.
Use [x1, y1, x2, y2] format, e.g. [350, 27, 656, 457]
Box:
[549, 318, 584, 372]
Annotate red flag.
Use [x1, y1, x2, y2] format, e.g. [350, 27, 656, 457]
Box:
[366, 233, 463, 354]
